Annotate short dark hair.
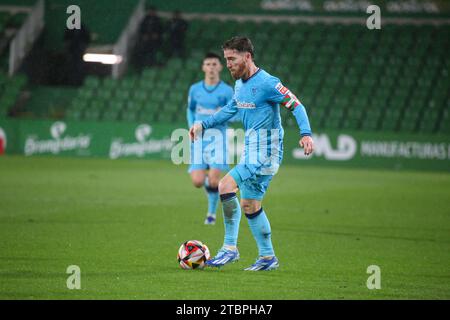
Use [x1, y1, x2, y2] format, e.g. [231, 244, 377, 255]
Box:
[222, 36, 254, 58]
[204, 52, 222, 61]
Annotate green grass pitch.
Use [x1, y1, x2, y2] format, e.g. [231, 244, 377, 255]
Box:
[0, 155, 449, 299]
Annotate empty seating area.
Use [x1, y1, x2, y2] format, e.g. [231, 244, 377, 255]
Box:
[0, 72, 27, 118]
[35, 19, 450, 134]
[0, 9, 30, 118]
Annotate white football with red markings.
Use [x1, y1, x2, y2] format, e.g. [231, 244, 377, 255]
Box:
[177, 240, 211, 270]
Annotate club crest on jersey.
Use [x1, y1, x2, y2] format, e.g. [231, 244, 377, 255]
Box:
[275, 82, 289, 95]
[251, 87, 258, 96]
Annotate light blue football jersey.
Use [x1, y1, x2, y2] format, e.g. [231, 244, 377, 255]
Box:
[187, 80, 234, 130]
[202, 68, 312, 177]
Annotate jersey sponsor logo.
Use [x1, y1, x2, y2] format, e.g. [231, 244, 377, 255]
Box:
[237, 101, 256, 109]
[275, 82, 289, 95]
[196, 105, 220, 115]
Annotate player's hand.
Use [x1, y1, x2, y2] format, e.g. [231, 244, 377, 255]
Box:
[299, 135, 314, 156]
[189, 123, 203, 141]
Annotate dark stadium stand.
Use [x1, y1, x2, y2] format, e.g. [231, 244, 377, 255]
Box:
[61, 20, 449, 134]
[0, 10, 29, 118]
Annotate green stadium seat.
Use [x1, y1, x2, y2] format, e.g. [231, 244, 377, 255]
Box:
[157, 111, 173, 123]
[141, 102, 154, 113]
[383, 67, 400, 79]
[323, 117, 341, 130]
[139, 79, 155, 91]
[10, 74, 27, 88]
[102, 78, 118, 90]
[152, 91, 166, 103]
[314, 95, 331, 109]
[69, 98, 89, 111]
[342, 119, 360, 130]
[0, 95, 16, 110]
[365, 108, 382, 121]
[120, 77, 137, 90]
[402, 108, 420, 122]
[324, 74, 341, 87]
[133, 90, 148, 102]
[108, 101, 123, 111]
[423, 109, 439, 123]
[102, 110, 120, 121]
[399, 119, 417, 133]
[125, 101, 140, 111]
[384, 109, 401, 122]
[122, 110, 138, 122]
[90, 100, 104, 110]
[418, 120, 436, 133]
[347, 107, 364, 120]
[342, 76, 358, 87]
[77, 88, 94, 100]
[115, 89, 131, 101]
[388, 96, 407, 109]
[97, 89, 113, 101]
[139, 111, 155, 123]
[173, 111, 186, 123]
[380, 119, 397, 132]
[84, 109, 101, 121]
[361, 118, 379, 131]
[65, 109, 83, 120]
[438, 117, 450, 134]
[141, 68, 157, 81]
[84, 76, 100, 88]
[333, 96, 350, 109]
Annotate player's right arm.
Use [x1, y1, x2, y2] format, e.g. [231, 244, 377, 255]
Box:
[189, 99, 238, 141]
[186, 86, 196, 128]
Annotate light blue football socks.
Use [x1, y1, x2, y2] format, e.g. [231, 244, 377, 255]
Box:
[245, 208, 274, 257]
[204, 177, 219, 216]
[220, 193, 241, 247]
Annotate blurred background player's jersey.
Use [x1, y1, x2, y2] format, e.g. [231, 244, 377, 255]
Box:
[187, 80, 234, 130]
[187, 80, 234, 171]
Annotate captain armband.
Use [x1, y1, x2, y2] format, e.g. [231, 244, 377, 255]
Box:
[276, 83, 301, 111]
[280, 92, 301, 111]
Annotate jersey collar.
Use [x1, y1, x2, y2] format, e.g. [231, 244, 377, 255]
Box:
[202, 80, 222, 93]
[241, 68, 261, 83]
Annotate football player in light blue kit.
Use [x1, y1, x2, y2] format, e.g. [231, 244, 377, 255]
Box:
[190, 37, 314, 271]
[187, 52, 234, 225]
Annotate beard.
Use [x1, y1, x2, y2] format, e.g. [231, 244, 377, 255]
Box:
[229, 62, 246, 80]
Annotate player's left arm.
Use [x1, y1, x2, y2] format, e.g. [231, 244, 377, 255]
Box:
[266, 78, 313, 155]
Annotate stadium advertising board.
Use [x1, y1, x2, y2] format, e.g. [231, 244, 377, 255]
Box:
[0, 119, 174, 159]
[1, 119, 449, 171]
[0, 126, 6, 155]
[283, 128, 450, 171]
[0, 120, 16, 155]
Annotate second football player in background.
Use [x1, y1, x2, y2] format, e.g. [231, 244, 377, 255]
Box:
[186, 52, 235, 225]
